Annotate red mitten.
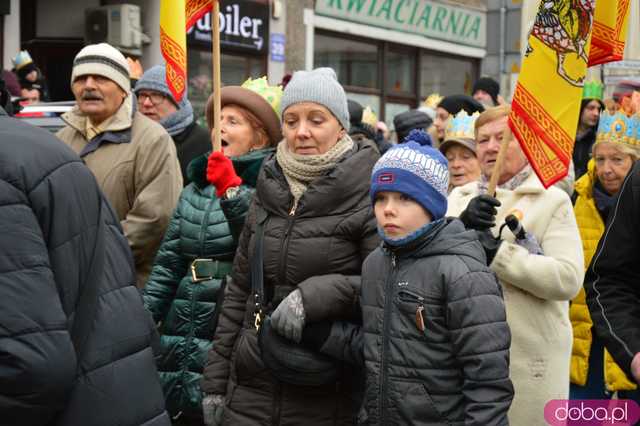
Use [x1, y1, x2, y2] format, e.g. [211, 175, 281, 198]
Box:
[206, 151, 242, 197]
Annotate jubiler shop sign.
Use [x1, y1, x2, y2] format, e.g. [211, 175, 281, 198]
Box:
[187, 0, 269, 53]
[315, 0, 486, 48]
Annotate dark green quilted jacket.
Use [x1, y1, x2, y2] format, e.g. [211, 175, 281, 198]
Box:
[143, 148, 271, 422]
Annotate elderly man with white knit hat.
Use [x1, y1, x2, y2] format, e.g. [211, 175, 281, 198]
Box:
[57, 43, 182, 288]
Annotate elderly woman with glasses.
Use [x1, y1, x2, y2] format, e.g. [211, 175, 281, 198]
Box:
[134, 65, 211, 185]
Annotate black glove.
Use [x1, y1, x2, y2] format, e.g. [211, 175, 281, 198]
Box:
[300, 321, 333, 351]
[459, 194, 501, 230]
[476, 230, 503, 265]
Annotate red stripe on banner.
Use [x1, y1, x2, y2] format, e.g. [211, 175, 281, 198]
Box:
[186, 0, 214, 31]
[160, 28, 187, 101]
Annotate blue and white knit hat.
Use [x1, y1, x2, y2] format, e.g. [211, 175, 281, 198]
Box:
[371, 131, 449, 220]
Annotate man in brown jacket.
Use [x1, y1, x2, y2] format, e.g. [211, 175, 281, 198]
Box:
[57, 43, 182, 287]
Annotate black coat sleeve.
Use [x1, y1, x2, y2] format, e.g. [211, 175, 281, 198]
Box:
[201, 199, 255, 395]
[446, 269, 513, 426]
[0, 166, 85, 425]
[585, 163, 640, 378]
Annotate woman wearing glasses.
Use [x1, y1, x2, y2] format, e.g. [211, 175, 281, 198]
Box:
[143, 76, 283, 425]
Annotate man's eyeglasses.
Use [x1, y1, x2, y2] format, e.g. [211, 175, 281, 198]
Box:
[137, 91, 168, 106]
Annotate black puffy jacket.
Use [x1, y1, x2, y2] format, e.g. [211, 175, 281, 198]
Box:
[201, 139, 380, 425]
[0, 109, 169, 426]
[586, 161, 640, 380]
[359, 219, 513, 425]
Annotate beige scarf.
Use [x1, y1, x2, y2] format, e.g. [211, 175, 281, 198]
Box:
[276, 134, 354, 211]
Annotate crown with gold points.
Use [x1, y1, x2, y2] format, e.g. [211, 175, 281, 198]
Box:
[444, 110, 480, 142]
[582, 79, 604, 101]
[424, 93, 444, 109]
[361, 106, 378, 128]
[596, 111, 640, 148]
[240, 76, 283, 115]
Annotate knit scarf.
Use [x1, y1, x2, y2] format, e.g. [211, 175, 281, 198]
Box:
[160, 100, 194, 136]
[276, 134, 354, 210]
[479, 164, 533, 193]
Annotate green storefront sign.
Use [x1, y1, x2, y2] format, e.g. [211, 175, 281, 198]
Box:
[315, 0, 486, 48]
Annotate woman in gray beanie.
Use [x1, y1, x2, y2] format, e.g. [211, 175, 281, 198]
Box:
[201, 67, 380, 425]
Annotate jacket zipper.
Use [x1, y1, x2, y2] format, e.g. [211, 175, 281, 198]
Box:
[277, 200, 297, 297]
[379, 252, 398, 425]
[198, 193, 217, 255]
[272, 380, 283, 425]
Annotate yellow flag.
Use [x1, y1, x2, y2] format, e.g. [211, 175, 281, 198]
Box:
[160, 0, 187, 102]
[186, 0, 213, 31]
[509, 0, 595, 188]
[589, 0, 631, 66]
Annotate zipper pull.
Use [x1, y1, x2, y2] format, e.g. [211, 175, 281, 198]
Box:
[289, 200, 297, 216]
[415, 306, 425, 332]
[391, 254, 397, 268]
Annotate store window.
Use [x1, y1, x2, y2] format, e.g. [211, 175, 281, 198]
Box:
[314, 30, 477, 134]
[386, 49, 415, 94]
[187, 49, 266, 125]
[420, 52, 475, 98]
[314, 33, 378, 89]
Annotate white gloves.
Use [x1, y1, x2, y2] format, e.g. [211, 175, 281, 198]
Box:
[271, 289, 306, 343]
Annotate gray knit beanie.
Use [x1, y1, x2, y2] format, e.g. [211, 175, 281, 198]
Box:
[280, 67, 350, 131]
[134, 65, 189, 109]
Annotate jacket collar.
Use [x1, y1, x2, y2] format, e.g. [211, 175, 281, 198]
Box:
[457, 167, 545, 197]
[62, 94, 134, 136]
[575, 159, 596, 199]
[188, 147, 275, 189]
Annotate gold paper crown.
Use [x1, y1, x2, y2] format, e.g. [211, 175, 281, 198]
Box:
[241, 76, 283, 115]
[424, 93, 444, 109]
[361, 106, 378, 128]
[596, 110, 640, 148]
[444, 110, 480, 141]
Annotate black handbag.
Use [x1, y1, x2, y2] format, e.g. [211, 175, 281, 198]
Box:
[251, 205, 340, 387]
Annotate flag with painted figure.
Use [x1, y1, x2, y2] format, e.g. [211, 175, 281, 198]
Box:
[509, 0, 595, 188]
[588, 0, 631, 66]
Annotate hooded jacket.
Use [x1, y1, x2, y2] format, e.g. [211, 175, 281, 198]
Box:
[571, 160, 636, 391]
[201, 140, 380, 425]
[585, 161, 640, 384]
[56, 96, 183, 287]
[359, 219, 513, 426]
[448, 172, 584, 425]
[0, 109, 169, 426]
[143, 148, 272, 421]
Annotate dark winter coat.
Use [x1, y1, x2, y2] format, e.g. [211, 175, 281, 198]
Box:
[360, 219, 513, 425]
[172, 121, 212, 185]
[143, 148, 270, 421]
[585, 161, 640, 380]
[573, 127, 596, 179]
[201, 140, 380, 425]
[0, 108, 169, 426]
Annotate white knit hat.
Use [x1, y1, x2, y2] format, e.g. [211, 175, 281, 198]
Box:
[71, 43, 131, 92]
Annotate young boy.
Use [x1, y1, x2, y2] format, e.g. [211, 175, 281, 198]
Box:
[361, 135, 513, 425]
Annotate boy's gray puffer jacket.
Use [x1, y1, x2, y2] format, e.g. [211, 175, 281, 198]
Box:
[360, 218, 513, 426]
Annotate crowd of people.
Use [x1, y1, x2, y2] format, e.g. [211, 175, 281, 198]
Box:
[2, 42, 640, 426]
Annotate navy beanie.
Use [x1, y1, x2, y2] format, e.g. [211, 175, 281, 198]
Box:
[371, 132, 449, 220]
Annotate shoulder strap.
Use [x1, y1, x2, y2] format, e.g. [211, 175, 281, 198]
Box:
[251, 204, 268, 329]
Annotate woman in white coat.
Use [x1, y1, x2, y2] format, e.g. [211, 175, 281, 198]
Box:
[447, 105, 584, 425]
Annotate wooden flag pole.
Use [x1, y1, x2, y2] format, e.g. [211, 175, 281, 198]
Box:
[211, 0, 222, 152]
[486, 125, 513, 196]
